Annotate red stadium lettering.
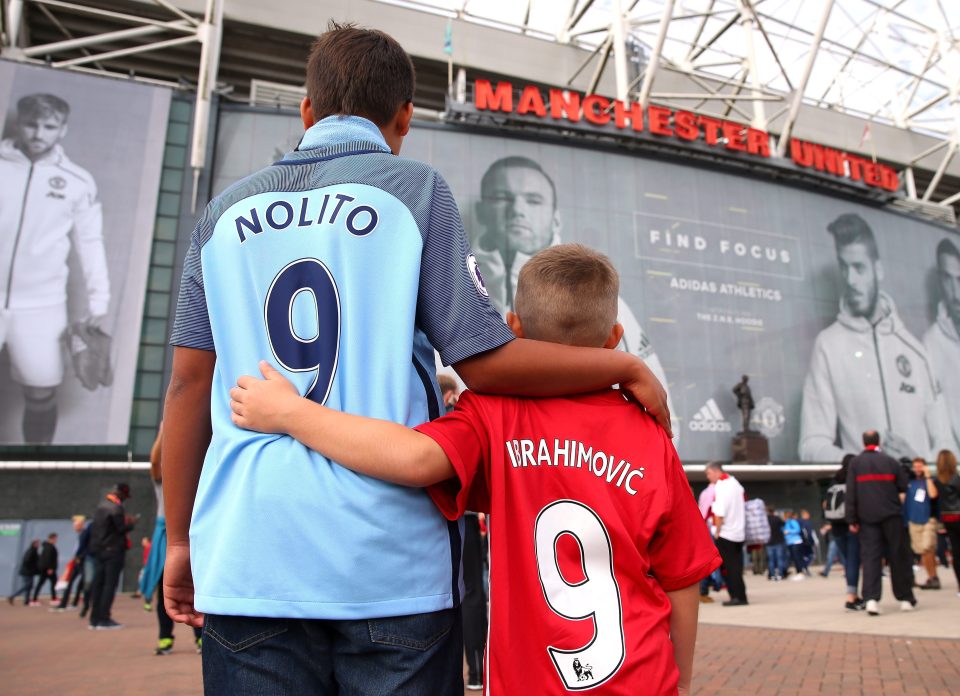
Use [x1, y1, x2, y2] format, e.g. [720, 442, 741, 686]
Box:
[475, 79, 513, 113]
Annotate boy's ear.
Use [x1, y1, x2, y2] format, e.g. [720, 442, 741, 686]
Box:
[506, 311, 525, 338]
[300, 97, 316, 130]
[603, 322, 624, 349]
[382, 101, 414, 155]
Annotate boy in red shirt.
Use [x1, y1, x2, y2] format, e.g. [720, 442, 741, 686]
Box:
[230, 244, 720, 695]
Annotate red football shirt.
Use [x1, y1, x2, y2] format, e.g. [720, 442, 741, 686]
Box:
[417, 389, 721, 695]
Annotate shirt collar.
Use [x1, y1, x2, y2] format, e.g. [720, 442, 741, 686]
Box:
[285, 115, 391, 160]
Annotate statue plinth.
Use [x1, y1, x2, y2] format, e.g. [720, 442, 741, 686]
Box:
[731, 431, 769, 464]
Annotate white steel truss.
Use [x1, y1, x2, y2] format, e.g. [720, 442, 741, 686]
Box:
[1, 0, 224, 208]
[376, 0, 960, 208]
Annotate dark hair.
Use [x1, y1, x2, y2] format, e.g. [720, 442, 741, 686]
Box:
[937, 237, 960, 270]
[481, 156, 557, 209]
[828, 213, 878, 260]
[835, 453, 855, 483]
[17, 93, 70, 122]
[862, 430, 880, 447]
[115, 482, 131, 498]
[305, 22, 415, 127]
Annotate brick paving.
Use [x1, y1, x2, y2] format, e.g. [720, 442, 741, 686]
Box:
[693, 625, 960, 696]
[2, 592, 959, 695]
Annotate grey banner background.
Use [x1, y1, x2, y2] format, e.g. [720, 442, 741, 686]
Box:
[0, 61, 170, 444]
[211, 109, 960, 463]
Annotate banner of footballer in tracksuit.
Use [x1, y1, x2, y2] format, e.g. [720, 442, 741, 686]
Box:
[0, 61, 169, 445]
[197, 108, 960, 464]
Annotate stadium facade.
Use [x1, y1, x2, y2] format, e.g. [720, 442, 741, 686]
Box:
[1, 0, 959, 586]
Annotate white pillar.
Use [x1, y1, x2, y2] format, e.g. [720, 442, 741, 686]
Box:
[190, 0, 224, 212]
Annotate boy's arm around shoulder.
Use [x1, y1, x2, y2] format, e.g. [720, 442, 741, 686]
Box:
[454, 338, 672, 437]
[230, 362, 454, 487]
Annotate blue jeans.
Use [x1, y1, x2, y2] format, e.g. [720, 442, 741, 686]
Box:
[822, 539, 845, 576]
[699, 568, 723, 595]
[766, 544, 786, 578]
[834, 526, 861, 595]
[202, 609, 463, 695]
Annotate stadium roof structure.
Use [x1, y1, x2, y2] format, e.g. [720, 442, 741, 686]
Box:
[2, 0, 959, 214]
[380, 0, 960, 138]
[376, 0, 960, 206]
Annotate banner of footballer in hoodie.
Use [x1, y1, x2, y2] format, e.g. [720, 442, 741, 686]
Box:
[0, 61, 170, 445]
[211, 109, 960, 464]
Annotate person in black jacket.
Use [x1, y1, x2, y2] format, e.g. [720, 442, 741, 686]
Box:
[87, 483, 136, 630]
[846, 430, 916, 615]
[8, 539, 40, 605]
[32, 533, 59, 603]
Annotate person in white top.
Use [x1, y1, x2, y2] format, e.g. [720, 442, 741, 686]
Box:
[799, 213, 951, 462]
[0, 94, 109, 444]
[923, 238, 960, 454]
[706, 461, 748, 606]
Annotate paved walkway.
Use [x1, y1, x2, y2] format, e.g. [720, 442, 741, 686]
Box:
[699, 565, 960, 638]
[2, 568, 958, 695]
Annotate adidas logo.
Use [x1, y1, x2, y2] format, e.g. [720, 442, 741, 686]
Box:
[688, 398, 732, 432]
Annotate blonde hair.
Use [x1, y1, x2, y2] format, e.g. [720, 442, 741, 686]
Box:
[937, 449, 958, 484]
[514, 244, 619, 347]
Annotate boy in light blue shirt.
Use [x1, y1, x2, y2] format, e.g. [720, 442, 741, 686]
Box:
[162, 22, 670, 695]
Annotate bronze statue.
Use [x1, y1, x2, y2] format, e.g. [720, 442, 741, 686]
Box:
[733, 375, 754, 434]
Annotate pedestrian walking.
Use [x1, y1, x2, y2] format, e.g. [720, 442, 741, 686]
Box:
[32, 533, 59, 603]
[87, 483, 136, 630]
[8, 540, 40, 606]
[905, 457, 941, 589]
[706, 462, 748, 606]
[766, 507, 787, 581]
[933, 449, 960, 596]
[53, 516, 91, 611]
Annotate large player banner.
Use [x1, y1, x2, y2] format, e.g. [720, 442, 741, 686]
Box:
[0, 62, 170, 444]
[212, 109, 960, 463]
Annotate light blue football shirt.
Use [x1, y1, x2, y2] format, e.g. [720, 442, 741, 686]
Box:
[170, 116, 514, 619]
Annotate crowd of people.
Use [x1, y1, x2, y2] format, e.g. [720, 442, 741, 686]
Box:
[8, 483, 139, 630]
[697, 433, 960, 617]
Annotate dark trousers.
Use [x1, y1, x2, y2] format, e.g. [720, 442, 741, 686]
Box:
[787, 544, 807, 574]
[461, 515, 487, 684]
[944, 521, 960, 589]
[32, 571, 57, 601]
[716, 537, 747, 602]
[57, 560, 85, 608]
[860, 516, 915, 603]
[89, 551, 124, 625]
[10, 574, 36, 604]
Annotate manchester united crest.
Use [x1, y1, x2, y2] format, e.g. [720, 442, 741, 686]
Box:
[895, 354, 912, 378]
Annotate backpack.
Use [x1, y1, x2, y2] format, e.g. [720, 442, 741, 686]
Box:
[744, 498, 771, 545]
[824, 483, 846, 521]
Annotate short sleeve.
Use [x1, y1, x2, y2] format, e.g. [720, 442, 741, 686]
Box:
[416, 174, 515, 366]
[711, 482, 730, 518]
[648, 448, 722, 591]
[170, 213, 214, 351]
[417, 391, 493, 518]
